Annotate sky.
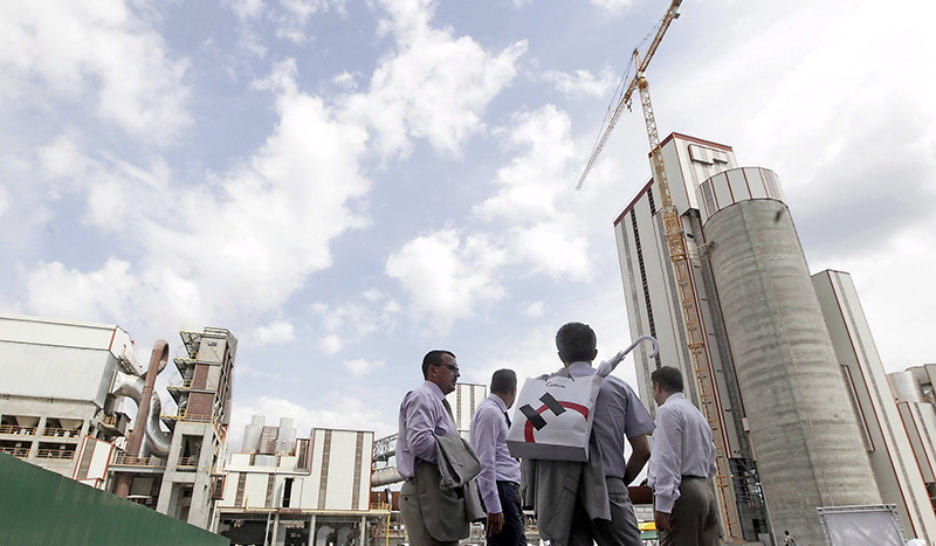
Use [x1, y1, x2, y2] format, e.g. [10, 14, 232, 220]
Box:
[1, 0, 934, 449]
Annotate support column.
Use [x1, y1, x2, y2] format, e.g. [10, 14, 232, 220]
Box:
[270, 512, 280, 545]
[360, 515, 366, 545]
[309, 514, 316, 546]
[28, 417, 46, 460]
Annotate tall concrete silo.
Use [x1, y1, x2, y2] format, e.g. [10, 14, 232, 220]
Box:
[697, 167, 881, 544]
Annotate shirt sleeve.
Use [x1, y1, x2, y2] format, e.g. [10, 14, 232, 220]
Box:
[623, 383, 656, 438]
[648, 405, 682, 513]
[470, 406, 502, 513]
[403, 390, 438, 463]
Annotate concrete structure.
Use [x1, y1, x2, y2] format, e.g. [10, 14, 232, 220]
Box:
[216, 417, 386, 546]
[0, 314, 139, 480]
[109, 326, 237, 529]
[813, 270, 936, 542]
[703, 191, 881, 544]
[889, 365, 936, 512]
[448, 382, 487, 440]
[611, 133, 933, 544]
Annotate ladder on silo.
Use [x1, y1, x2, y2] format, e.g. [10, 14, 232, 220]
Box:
[575, 1, 744, 541]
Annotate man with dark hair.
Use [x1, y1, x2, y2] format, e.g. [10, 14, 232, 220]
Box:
[530, 322, 654, 546]
[648, 365, 720, 546]
[470, 369, 526, 545]
[396, 350, 463, 545]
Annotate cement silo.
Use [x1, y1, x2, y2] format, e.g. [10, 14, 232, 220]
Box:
[243, 415, 264, 453]
[697, 167, 881, 544]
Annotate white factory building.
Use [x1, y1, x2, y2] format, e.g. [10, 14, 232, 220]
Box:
[612, 132, 936, 544]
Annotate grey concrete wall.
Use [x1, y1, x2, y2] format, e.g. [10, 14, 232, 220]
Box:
[705, 198, 881, 545]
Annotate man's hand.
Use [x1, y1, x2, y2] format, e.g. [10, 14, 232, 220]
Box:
[654, 510, 671, 531]
[487, 512, 504, 535]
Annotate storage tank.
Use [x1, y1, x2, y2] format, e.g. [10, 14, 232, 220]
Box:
[276, 417, 296, 454]
[698, 167, 881, 545]
[889, 371, 924, 403]
[243, 415, 264, 453]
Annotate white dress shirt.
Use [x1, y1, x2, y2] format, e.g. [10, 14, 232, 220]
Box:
[470, 394, 522, 513]
[396, 381, 458, 479]
[647, 392, 718, 513]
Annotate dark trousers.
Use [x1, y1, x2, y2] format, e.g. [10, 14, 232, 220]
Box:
[660, 477, 720, 546]
[568, 476, 642, 546]
[487, 481, 527, 546]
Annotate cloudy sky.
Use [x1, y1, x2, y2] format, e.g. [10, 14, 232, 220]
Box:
[1, 0, 934, 446]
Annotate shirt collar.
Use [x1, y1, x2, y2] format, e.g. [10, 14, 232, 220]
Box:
[487, 393, 508, 412]
[663, 392, 687, 405]
[423, 380, 446, 400]
[566, 361, 595, 375]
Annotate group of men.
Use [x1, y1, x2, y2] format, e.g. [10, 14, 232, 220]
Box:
[395, 322, 721, 546]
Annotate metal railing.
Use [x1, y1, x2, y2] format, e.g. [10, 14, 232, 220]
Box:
[112, 455, 166, 467]
[0, 447, 30, 457]
[177, 456, 198, 468]
[168, 379, 194, 389]
[41, 428, 79, 438]
[100, 415, 119, 427]
[36, 449, 75, 459]
[0, 425, 36, 435]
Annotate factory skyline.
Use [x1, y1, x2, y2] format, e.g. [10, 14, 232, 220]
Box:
[1, 0, 933, 454]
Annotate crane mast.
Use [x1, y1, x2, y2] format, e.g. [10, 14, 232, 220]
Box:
[577, 1, 745, 541]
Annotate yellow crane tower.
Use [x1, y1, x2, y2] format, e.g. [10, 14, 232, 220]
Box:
[576, 1, 744, 541]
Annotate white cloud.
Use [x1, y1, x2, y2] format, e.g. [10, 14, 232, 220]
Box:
[475, 105, 577, 222]
[251, 320, 295, 344]
[542, 67, 616, 99]
[226, 0, 265, 21]
[386, 230, 507, 334]
[333, 71, 358, 90]
[0, 185, 8, 219]
[320, 334, 343, 355]
[26, 259, 137, 322]
[24, 60, 371, 337]
[343, 358, 385, 377]
[590, 0, 633, 11]
[312, 293, 401, 355]
[0, 0, 190, 141]
[524, 301, 545, 317]
[273, 0, 347, 43]
[341, 0, 527, 157]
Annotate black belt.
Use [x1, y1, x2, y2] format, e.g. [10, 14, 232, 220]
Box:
[682, 475, 706, 480]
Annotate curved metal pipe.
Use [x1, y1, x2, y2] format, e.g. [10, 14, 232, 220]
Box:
[110, 371, 171, 458]
[371, 467, 404, 487]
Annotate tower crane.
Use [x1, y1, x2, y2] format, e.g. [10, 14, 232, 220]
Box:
[576, 1, 744, 541]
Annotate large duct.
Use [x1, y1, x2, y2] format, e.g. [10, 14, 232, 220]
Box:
[371, 467, 404, 487]
[701, 183, 881, 544]
[110, 371, 172, 458]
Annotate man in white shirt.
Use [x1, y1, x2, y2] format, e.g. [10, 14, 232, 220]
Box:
[470, 369, 526, 545]
[648, 365, 720, 546]
[396, 350, 463, 545]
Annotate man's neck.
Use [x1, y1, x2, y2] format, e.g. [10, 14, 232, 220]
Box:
[562, 360, 593, 369]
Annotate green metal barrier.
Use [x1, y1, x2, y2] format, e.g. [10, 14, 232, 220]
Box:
[0, 453, 229, 545]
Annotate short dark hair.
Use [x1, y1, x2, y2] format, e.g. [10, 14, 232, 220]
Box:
[555, 322, 596, 363]
[422, 350, 455, 379]
[490, 369, 517, 395]
[651, 366, 684, 393]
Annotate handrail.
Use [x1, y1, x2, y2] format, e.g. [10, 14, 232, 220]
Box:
[0, 447, 30, 457]
[36, 448, 75, 459]
[41, 427, 79, 438]
[0, 425, 36, 435]
[113, 455, 166, 467]
[177, 456, 198, 468]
